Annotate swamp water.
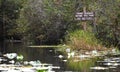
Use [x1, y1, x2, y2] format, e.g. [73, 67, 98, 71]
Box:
[4, 42, 120, 72]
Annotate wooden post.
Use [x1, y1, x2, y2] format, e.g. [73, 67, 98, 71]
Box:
[82, 22, 87, 31]
[93, 16, 97, 33]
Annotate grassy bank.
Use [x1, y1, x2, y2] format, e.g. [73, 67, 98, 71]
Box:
[65, 30, 106, 51]
[64, 30, 120, 71]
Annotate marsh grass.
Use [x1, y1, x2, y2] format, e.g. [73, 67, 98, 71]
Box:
[66, 30, 106, 51]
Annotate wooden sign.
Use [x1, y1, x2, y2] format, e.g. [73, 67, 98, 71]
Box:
[75, 12, 95, 20]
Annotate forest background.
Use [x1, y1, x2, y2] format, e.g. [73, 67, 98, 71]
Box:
[0, 0, 120, 51]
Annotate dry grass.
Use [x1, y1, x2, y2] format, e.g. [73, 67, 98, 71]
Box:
[66, 30, 107, 51]
[69, 38, 106, 51]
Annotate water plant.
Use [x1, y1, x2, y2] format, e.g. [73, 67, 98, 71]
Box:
[37, 69, 47, 72]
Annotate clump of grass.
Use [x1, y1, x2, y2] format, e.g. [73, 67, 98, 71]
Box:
[65, 30, 106, 51]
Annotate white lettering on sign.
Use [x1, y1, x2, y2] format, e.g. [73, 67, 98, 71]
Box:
[76, 12, 83, 15]
[75, 12, 95, 20]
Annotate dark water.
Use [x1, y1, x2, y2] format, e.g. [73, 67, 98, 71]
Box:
[5, 42, 68, 71]
[3, 42, 120, 72]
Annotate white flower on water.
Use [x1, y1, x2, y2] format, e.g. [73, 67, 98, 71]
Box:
[24, 61, 29, 65]
[112, 49, 116, 54]
[67, 51, 75, 58]
[66, 48, 70, 53]
[4, 53, 17, 59]
[58, 55, 63, 58]
[71, 52, 75, 57]
[9, 60, 15, 64]
[92, 50, 98, 55]
[90, 66, 108, 70]
[7, 70, 21, 72]
[63, 60, 67, 62]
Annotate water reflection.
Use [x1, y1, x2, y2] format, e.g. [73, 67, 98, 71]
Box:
[91, 57, 120, 72]
[5, 42, 67, 71]
[5, 42, 120, 72]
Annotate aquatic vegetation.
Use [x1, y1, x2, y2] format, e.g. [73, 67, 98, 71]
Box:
[37, 69, 47, 72]
[66, 57, 99, 71]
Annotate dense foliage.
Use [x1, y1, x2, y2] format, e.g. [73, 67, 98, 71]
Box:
[0, 0, 27, 39]
[0, 0, 120, 48]
[95, 0, 120, 48]
[17, 0, 77, 44]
